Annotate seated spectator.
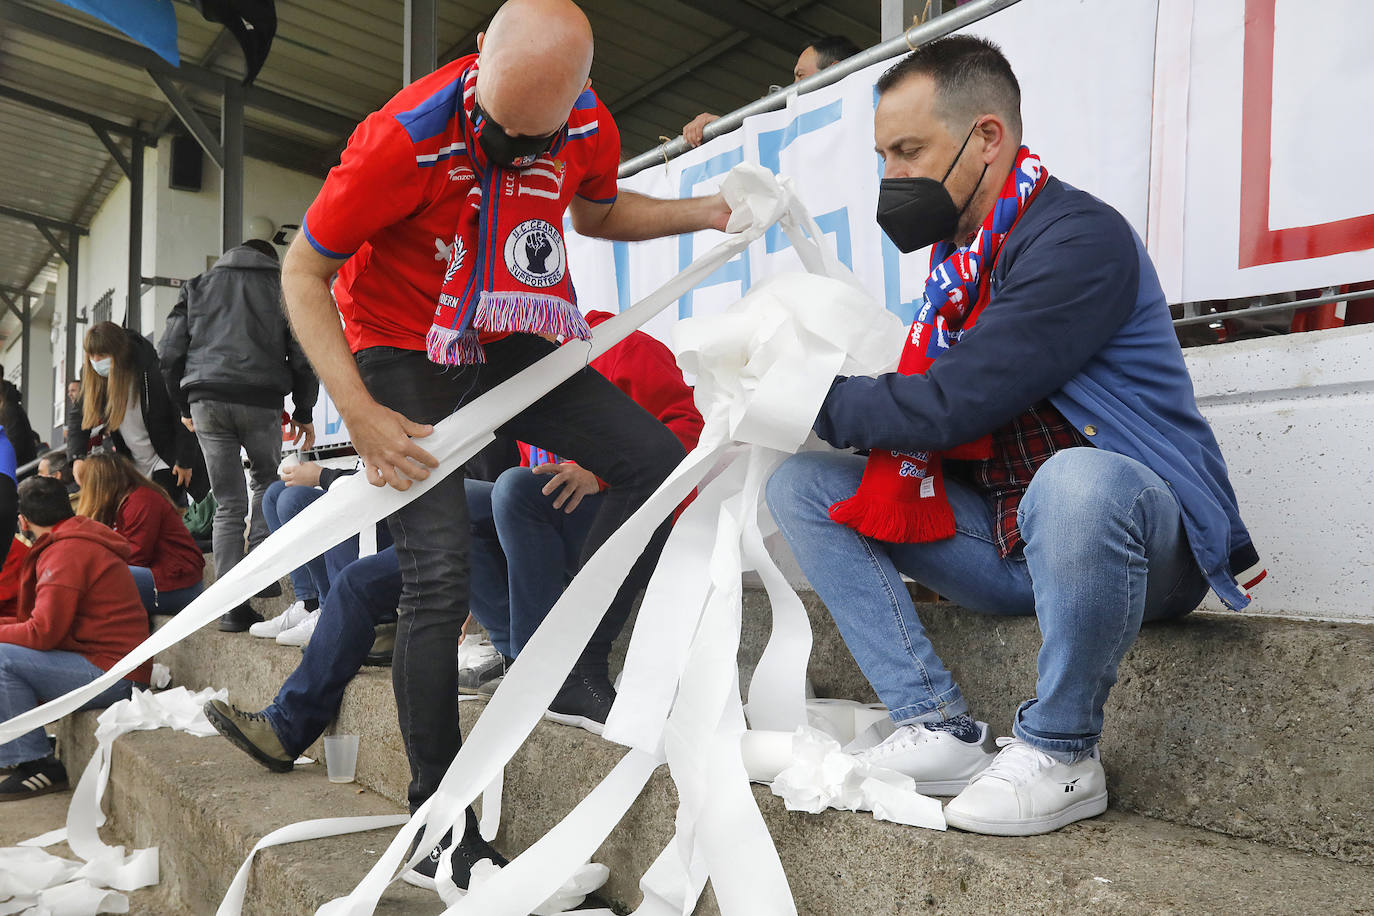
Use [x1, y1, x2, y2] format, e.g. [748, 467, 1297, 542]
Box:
[0, 477, 151, 801]
[76, 453, 205, 620]
[0, 367, 36, 468]
[37, 449, 80, 512]
[461, 310, 703, 732]
[251, 460, 392, 645]
[68, 321, 208, 508]
[0, 537, 31, 621]
[681, 35, 860, 147]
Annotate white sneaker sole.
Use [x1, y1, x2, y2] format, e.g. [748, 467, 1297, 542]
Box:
[944, 790, 1108, 836]
[908, 777, 978, 797]
[542, 710, 605, 736]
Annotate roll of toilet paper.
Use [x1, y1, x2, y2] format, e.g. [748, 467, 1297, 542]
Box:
[740, 730, 795, 783]
[852, 703, 891, 735]
[805, 699, 859, 745]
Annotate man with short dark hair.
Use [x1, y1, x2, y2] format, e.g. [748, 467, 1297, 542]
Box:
[682, 34, 861, 147]
[766, 36, 1262, 836]
[37, 449, 79, 511]
[0, 477, 150, 801]
[159, 238, 320, 632]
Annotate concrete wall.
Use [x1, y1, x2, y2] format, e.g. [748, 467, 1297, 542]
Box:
[26, 140, 324, 445]
[1185, 323, 1374, 621]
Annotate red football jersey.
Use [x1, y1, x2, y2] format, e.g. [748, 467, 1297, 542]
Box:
[302, 54, 622, 353]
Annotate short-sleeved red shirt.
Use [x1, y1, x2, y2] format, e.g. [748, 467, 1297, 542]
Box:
[302, 54, 622, 353]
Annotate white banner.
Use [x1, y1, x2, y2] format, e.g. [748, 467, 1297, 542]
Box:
[1152, 0, 1374, 301]
[567, 0, 1160, 339]
[569, 0, 1372, 324]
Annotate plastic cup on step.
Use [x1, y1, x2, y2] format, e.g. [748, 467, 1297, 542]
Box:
[324, 734, 360, 783]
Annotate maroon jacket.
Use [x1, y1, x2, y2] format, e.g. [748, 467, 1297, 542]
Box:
[114, 485, 205, 592]
[0, 516, 152, 684]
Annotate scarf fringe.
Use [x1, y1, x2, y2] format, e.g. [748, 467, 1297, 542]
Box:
[426, 324, 487, 366]
[474, 292, 592, 341]
[828, 494, 957, 544]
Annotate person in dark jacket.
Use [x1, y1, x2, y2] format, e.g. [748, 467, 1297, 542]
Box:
[158, 239, 319, 633]
[0, 476, 150, 801]
[766, 37, 1263, 838]
[0, 369, 35, 468]
[68, 322, 209, 506]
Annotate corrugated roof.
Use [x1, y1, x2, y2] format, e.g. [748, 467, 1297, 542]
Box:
[0, 0, 878, 296]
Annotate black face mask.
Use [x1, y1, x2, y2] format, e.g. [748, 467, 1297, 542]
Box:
[473, 98, 561, 169]
[876, 123, 988, 253]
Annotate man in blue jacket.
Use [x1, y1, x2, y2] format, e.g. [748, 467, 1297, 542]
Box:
[766, 36, 1263, 836]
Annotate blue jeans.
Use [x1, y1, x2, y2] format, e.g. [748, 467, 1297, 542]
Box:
[264, 547, 401, 756]
[765, 447, 1208, 757]
[478, 467, 603, 657]
[264, 481, 394, 604]
[464, 479, 513, 657]
[0, 645, 133, 766]
[129, 566, 204, 618]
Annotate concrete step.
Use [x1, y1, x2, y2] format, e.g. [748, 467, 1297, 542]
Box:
[735, 590, 1374, 867]
[52, 676, 1374, 916]
[168, 575, 1374, 869]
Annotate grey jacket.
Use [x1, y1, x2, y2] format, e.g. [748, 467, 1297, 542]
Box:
[158, 245, 318, 424]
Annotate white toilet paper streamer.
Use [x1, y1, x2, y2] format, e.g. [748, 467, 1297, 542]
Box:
[0, 687, 228, 916]
[0, 164, 917, 915]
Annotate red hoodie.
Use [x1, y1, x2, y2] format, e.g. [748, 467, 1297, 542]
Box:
[114, 485, 205, 592]
[0, 515, 152, 684]
[516, 310, 705, 467]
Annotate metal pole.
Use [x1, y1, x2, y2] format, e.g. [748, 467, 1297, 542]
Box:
[126, 136, 144, 334]
[65, 228, 79, 380]
[618, 0, 1024, 178]
[19, 292, 30, 411]
[220, 79, 245, 252]
[404, 0, 438, 85]
[1171, 288, 1374, 328]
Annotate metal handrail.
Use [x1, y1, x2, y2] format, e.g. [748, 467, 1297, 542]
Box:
[1171, 288, 1374, 327]
[617, 0, 1025, 178]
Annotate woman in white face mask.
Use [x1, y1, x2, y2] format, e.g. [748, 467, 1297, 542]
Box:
[68, 322, 208, 508]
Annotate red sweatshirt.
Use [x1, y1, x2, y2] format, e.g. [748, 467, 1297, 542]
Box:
[114, 485, 205, 592]
[0, 516, 152, 684]
[517, 310, 705, 468]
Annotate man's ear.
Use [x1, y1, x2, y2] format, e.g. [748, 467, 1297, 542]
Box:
[977, 115, 1008, 164]
[476, 31, 485, 53]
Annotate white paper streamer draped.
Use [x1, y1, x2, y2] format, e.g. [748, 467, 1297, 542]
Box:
[0, 164, 911, 915]
[0, 687, 228, 916]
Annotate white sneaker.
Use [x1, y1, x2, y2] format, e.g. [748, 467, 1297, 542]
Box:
[248, 601, 312, 639]
[275, 610, 319, 647]
[944, 737, 1108, 836]
[458, 634, 500, 672]
[855, 721, 997, 795]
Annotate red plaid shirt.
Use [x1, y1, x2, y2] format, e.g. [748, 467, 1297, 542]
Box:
[947, 400, 1090, 557]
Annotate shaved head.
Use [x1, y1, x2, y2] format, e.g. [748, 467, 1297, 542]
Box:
[476, 0, 594, 137]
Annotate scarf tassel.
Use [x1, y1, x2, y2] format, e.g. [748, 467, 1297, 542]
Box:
[426, 325, 487, 366]
[828, 491, 957, 544]
[474, 292, 593, 341]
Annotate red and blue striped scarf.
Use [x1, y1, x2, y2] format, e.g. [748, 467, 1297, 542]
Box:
[426, 60, 592, 365]
[828, 147, 1049, 543]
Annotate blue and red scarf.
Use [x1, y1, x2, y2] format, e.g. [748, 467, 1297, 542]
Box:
[829, 147, 1049, 543]
[426, 60, 592, 365]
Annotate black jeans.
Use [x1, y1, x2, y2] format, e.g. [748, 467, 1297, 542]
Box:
[355, 335, 684, 811]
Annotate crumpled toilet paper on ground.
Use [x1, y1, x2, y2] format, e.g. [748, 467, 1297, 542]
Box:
[0, 687, 227, 916]
[465, 859, 612, 915]
[769, 727, 945, 830]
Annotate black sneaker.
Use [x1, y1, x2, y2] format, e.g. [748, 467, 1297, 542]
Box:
[364, 622, 395, 667]
[219, 603, 264, 632]
[401, 829, 509, 891]
[545, 669, 616, 736]
[458, 653, 509, 696]
[0, 755, 69, 802]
